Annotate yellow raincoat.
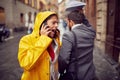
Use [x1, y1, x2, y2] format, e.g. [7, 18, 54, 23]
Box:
[18, 11, 60, 80]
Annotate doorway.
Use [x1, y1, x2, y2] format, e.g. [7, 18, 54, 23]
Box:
[106, 0, 120, 62]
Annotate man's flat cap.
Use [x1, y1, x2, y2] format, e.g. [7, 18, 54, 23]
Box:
[66, 0, 86, 11]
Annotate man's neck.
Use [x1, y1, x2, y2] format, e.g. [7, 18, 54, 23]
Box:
[71, 23, 82, 30]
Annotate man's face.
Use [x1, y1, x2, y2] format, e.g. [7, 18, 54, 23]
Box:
[47, 16, 58, 38]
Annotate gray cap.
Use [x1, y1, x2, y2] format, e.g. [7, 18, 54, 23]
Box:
[66, 0, 86, 10]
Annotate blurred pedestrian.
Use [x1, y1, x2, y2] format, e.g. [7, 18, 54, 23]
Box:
[18, 11, 60, 80]
[27, 22, 33, 34]
[58, 9, 96, 80]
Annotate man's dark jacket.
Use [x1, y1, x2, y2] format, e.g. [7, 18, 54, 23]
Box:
[58, 24, 96, 80]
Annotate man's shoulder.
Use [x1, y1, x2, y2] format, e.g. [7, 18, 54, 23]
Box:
[62, 31, 75, 42]
[63, 31, 73, 36]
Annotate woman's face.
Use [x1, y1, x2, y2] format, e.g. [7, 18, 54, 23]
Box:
[46, 16, 58, 38]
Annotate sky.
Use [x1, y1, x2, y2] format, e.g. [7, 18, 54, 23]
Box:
[58, 0, 63, 3]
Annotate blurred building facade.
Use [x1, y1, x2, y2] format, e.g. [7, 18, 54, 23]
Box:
[0, 0, 37, 29]
[0, 0, 58, 29]
[58, 0, 65, 19]
[59, 0, 120, 66]
[83, 0, 120, 65]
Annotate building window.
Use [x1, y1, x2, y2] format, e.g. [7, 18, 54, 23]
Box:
[20, 13, 24, 23]
[25, 0, 28, 4]
[20, 0, 25, 3]
[28, 12, 32, 23]
[34, 0, 37, 8]
[28, 0, 32, 6]
[0, 7, 5, 24]
[39, 1, 44, 11]
[34, 12, 37, 21]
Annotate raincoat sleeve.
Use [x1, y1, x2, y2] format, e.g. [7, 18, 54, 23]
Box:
[18, 35, 52, 71]
[58, 32, 73, 74]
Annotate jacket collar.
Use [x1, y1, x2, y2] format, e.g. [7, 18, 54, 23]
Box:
[72, 24, 82, 30]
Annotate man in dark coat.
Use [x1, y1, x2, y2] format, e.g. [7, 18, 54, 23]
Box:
[58, 1, 96, 80]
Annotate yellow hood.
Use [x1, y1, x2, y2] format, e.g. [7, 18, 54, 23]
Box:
[32, 11, 56, 37]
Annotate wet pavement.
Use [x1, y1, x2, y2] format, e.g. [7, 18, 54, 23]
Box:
[0, 31, 120, 80]
[94, 45, 120, 80]
[0, 31, 25, 80]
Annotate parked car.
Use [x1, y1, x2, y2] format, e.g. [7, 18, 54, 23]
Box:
[0, 24, 10, 42]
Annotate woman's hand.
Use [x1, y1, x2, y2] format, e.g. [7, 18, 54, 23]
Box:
[40, 25, 51, 36]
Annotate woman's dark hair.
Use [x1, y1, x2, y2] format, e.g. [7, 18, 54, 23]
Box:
[40, 14, 58, 29]
[67, 10, 84, 24]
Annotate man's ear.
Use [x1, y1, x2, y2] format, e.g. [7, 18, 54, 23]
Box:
[68, 19, 72, 24]
[70, 20, 73, 23]
[70, 20, 74, 26]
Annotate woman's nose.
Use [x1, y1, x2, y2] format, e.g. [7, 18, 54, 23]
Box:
[53, 23, 58, 29]
[55, 23, 58, 26]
